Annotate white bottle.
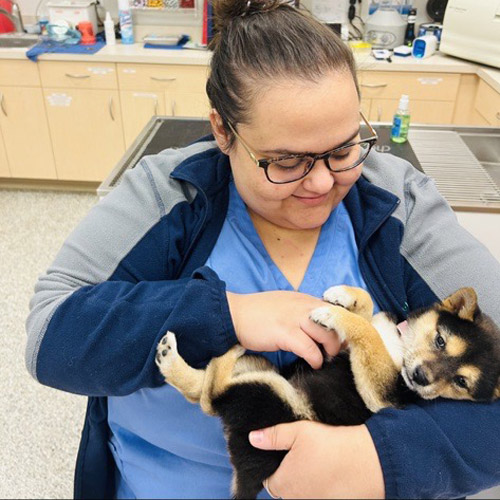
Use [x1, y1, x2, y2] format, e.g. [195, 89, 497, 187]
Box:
[118, 0, 134, 44]
[104, 12, 116, 46]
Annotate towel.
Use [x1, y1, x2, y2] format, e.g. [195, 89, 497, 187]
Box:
[26, 39, 105, 62]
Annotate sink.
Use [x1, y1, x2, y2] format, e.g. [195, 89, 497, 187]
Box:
[459, 132, 500, 188]
[0, 33, 39, 48]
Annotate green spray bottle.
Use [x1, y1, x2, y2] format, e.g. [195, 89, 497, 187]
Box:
[391, 94, 410, 143]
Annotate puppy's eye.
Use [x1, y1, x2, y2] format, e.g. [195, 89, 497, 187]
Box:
[435, 333, 446, 350]
[453, 375, 468, 389]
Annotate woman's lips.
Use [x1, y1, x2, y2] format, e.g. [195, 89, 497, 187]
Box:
[293, 193, 328, 206]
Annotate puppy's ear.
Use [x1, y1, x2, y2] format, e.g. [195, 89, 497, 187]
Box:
[440, 287, 478, 321]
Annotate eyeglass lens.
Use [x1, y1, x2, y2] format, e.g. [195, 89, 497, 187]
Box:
[266, 142, 371, 183]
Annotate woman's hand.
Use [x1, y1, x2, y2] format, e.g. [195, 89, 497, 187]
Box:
[249, 421, 385, 499]
[226, 291, 341, 368]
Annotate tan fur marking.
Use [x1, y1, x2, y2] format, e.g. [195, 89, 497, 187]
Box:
[230, 371, 316, 421]
[322, 305, 399, 412]
[458, 365, 481, 389]
[161, 355, 206, 404]
[494, 385, 500, 400]
[446, 335, 467, 358]
[199, 345, 246, 415]
[440, 287, 478, 321]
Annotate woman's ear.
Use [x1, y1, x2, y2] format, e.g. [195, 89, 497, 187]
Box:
[209, 109, 231, 154]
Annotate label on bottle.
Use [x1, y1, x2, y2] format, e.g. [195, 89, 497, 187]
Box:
[391, 116, 402, 137]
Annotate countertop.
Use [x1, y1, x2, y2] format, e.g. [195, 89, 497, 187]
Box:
[1, 41, 499, 92]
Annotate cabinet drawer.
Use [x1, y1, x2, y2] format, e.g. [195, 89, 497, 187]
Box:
[39, 61, 118, 89]
[359, 71, 460, 102]
[370, 98, 455, 124]
[117, 63, 209, 93]
[474, 79, 500, 126]
[0, 60, 40, 86]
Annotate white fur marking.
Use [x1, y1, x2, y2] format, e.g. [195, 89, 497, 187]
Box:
[371, 313, 404, 369]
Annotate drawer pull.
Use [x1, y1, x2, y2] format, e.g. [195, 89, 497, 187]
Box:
[65, 73, 90, 79]
[109, 97, 115, 121]
[154, 97, 158, 115]
[150, 76, 176, 82]
[360, 83, 388, 88]
[497, 112, 500, 120]
[0, 92, 6, 116]
[171, 100, 176, 116]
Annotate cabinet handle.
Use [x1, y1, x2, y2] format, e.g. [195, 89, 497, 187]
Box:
[171, 100, 176, 116]
[360, 83, 388, 88]
[65, 73, 90, 79]
[377, 106, 382, 122]
[0, 92, 6, 116]
[109, 97, 115, 121]
[496, 112, 500, 120]
[150, 76, 176, 82]
[154, 96, 158, 115]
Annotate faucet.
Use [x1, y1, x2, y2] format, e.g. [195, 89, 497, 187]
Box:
[0, 0, 25, 33]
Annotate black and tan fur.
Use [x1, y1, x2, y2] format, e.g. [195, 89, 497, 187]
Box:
[155, 286, 500, 499]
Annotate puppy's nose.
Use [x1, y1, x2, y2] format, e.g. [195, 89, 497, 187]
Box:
[412, 366, 430, 386]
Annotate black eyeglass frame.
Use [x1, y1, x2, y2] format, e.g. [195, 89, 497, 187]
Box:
[227, 111, 378, 184]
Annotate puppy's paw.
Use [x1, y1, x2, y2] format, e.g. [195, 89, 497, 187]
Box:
[310, 305, 347, 344]
[323, 285, 357, 311]
[155, 331, 179, 379]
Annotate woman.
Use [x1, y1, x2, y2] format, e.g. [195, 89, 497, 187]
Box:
[26, 1, 500, 498]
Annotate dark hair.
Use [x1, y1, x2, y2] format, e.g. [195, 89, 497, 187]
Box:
[206, 0, 360, 145]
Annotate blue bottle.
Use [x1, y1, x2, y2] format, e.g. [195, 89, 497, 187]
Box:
[118, 0, 135, 44]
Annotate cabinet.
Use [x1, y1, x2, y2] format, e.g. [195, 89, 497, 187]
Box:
[0, 60, 57, 179]
[0, 128, 9, 177]
[359, 71, 460, 124]
[117, 63, 210, 148]
[474, 79, 500, 127]
[39, 61, 125, 182]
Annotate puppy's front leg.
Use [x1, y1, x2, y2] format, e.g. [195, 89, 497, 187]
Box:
[310, 306, 399, 412]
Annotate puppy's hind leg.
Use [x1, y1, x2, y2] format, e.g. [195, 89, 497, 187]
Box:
[155, 331, 206, 404]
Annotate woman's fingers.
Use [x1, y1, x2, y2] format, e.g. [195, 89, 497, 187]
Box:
[299, 317, 342, 358]
[278, 328, 324, 369]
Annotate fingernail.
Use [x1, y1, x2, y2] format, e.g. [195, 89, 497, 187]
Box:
[249, 430, 264, 444]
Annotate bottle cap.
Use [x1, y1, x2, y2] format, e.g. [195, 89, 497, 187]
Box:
[105, 11, 112, 22]
[399, 94, 409, 111]
[118, 0, 130, 10]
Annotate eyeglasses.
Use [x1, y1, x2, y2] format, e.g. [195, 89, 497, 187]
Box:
[227, 111, 378, 184]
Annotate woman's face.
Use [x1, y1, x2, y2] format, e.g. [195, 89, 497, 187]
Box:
[220, 71, 362, 231]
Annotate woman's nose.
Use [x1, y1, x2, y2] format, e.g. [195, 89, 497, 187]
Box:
[302, 159, 334, 192]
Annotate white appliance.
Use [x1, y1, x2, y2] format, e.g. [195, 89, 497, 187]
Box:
[47, 0, 98, 35]
[439, 0, 500, 69]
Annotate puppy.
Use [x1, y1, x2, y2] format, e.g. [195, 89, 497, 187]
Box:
[155, 286, 500, 499]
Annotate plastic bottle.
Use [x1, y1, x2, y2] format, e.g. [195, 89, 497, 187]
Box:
[404, 8, 417, 46]
[104, 12, 116, 45]
[391, 94, 410, 144]
[118, 0, 135, 45]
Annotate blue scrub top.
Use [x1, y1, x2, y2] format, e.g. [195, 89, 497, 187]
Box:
[108, 180, 376, 499]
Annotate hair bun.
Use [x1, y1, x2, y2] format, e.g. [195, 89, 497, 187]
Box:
[212, 0, 290, 32]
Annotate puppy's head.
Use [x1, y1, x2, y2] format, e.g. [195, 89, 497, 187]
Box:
[402, 288, 500, 402]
